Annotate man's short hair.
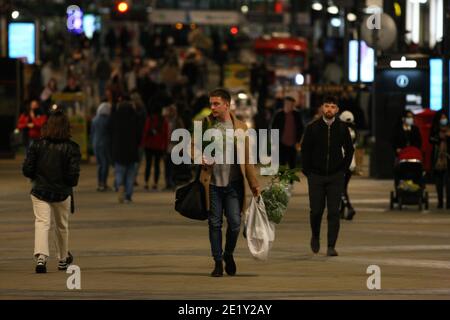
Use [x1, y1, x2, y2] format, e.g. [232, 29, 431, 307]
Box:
[322, 95, 338, 106]
[209, 88, 231, 104]
[285, 96, 296, 103]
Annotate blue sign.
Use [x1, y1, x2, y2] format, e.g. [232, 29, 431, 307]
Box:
[67, 5, 83, 34]
[8, 22, 35, 64]
[83, 14, 101, 39]
[429, 59, 443, 111]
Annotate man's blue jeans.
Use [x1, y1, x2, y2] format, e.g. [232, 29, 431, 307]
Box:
[114, 162, 137, 200]
[209, 180, 244, 262]
[94, 146, 110, 187]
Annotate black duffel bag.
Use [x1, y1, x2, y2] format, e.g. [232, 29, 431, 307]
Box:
[175, 169, 208, 221]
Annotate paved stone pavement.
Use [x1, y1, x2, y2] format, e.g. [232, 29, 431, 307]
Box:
[1, 156, 450, 300]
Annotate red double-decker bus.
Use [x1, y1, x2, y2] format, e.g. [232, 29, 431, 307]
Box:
[254, 33, 308, 93]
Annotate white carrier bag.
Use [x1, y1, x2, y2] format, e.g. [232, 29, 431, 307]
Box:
[245, 196, 275, 261]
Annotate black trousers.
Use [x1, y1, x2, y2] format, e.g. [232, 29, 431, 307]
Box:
[144, 149, 163, 185]
[280, 143, 297, 169]
[341, 170, 353, 209]
[435, 170, 450, 208]
[307, 171, 345, 248]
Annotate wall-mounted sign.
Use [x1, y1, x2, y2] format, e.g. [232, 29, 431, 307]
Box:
[8, 22, 35, 64]
[151, 10, 239, 25]
[429, 58, 443, 111]
[396, 75, 410, 88]
[67, 5, 83, 34]
[390, 56, 417, 68]
[348, 40, 375, 83]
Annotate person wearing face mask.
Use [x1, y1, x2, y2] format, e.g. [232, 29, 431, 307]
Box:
[392, 110, 422, 190]
[429, 112, 450, 209]
[393, 110, 422, 155]
[16, 100, 48, 153]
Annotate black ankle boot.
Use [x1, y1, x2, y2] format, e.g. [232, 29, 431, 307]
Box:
[211, 260, 223, 277]
[224, 253, 236, 276]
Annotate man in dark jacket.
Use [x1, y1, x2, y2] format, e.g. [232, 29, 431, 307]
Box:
[110, 99, 140, 203]
[271, 96, 304, 170]
[301, 96, 354, 257]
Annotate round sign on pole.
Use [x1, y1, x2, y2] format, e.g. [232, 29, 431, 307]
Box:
[396, 75, 409, 88]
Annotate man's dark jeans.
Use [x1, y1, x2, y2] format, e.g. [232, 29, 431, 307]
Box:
[280, 143, 297, 170]
[94, 145, 110, 187]
[307, 171, 345, 248]
[209, 180, 244, 262]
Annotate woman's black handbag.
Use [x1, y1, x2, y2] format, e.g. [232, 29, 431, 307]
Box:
[175, 169, 208, 221]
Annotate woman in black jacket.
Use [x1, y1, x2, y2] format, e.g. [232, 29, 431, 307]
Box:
[22, 110, 81, 273]
[430, 111, 450, 209]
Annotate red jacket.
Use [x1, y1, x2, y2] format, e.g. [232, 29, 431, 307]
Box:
[17, 114, 48, 140]
[141, 115, 169, 151]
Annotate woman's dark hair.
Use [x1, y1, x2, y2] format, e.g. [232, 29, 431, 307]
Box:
[22, 100, 31, 115]
[41, 111, 71, 140]
[402, 109, 414, 118]
[430, 110, 448, 135]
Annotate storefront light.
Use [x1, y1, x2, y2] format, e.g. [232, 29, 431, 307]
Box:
[312, 2, 323, 11]
[331, 17, 341, 27]
[11, 11, 19, 19]
[295, 74, 305, 86]
[327, 5, 339, 15]
[347, 13, 357, 22]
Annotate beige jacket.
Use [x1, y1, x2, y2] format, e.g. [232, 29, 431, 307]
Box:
[192, 112, 260, 212]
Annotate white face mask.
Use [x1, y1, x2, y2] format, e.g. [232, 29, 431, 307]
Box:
[440, 119, 448, 127]
[405, 118, 414, 126]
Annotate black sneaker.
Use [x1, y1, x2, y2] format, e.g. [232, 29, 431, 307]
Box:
[310, 237, 320, 253]
[345, 208, 356, 221]
[58, 251, 73, 270]
[35, 256, 47, 274]
[327, 247, 338, 257]
[223, 254, 236, 276]
[210, 260, 223, 277]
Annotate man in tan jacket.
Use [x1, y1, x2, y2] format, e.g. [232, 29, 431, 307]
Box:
[197, 88, 260, 277]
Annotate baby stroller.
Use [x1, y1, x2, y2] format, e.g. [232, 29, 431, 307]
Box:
[390, 146, 429, 211]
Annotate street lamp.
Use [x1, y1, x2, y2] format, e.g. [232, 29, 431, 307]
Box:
[11, 11, 20, 19]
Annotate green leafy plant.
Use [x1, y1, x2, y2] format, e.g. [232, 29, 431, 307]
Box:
[262, 166, 301, 224]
